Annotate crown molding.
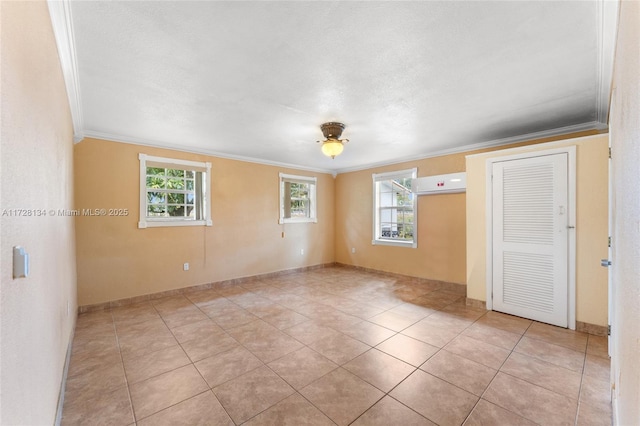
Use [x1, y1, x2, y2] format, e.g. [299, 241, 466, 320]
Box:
[595, 0, 620, 126]
[47, 0, 84, 143]
[333, 121, 605, 174]
[82, 131, 335, 175]
[85, 121, 603, 177]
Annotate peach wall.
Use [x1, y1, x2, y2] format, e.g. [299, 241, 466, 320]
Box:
[334, 131, 601, 285]
[335, 154, 468, 284]
[74, 138, 335, 306]
[465, 134, 609, 326]
[0, 2, 77, 424]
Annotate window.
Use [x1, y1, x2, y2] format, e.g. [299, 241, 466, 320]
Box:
[279, 173, 317, 224]
[372, 168, 417, 247]
[138, 154, 212, 228]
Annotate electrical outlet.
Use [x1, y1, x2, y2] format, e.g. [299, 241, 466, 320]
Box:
[183, 262, 189, 271]
[351, 247, 356, 254]
[300, 249, 304, 255]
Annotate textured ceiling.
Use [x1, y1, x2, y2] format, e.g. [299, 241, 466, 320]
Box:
[66, 1, 608, 173]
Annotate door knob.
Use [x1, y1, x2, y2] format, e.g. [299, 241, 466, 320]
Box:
[601, 259, 612, 267]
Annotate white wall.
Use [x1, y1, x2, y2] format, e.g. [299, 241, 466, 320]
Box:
[0, 2, 77, 424]
[610, 1, 640, 423]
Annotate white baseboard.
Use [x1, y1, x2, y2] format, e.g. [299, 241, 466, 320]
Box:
[54, 328, 74, 426]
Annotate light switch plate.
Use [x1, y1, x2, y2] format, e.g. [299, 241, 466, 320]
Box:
[13, 246, 29, 278]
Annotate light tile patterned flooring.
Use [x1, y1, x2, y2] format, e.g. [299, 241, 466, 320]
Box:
[62, 267, 612, 425]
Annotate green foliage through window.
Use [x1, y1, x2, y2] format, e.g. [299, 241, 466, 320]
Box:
[280, 174, 317, 223]
[288, 182, 311, 218]
[146, 167, 199, 218]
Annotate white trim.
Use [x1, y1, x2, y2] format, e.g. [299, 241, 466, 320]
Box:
[142, 220, 209, 228]
[485, 146, 577, 329]
[279, 173, 317, 224]
[84, 123, 604, 177]
[567, 148, 577, 329]
[612, 390, 619, 426]
[595, 0, 620, 126]
[85, 131, 334, 174]
[372, 168, 418, 249]
[466, 133, 607, 159]
[139, 154, 147, 229]
[371, 239, 416, 248]
[279, 217, 318, 225]
[279, 173, 317, 183]
[47, 0, 84, 143]
[372, 168, 418, 182]
[138, 153, 211, 171]
[54, 327, 74, 426]
[485, 162, 494, 311]
[336, 122, 603, 174]
[138, 154, 212, 229]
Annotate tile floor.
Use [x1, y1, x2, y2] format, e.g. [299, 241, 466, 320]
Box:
[62, 267, 612, 425]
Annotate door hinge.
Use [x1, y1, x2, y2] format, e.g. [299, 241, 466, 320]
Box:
[608, 325, 611, 336]
[609, 147, 612, 159]
[608, 236, 612, 247]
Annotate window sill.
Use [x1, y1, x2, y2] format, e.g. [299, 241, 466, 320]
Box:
[372, 238, 417, 248]
[279, 218, 318, 224]
[138, 219, 212, 228]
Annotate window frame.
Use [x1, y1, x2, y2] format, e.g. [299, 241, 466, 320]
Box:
[138, 154, 212, 229]
[279, 173, 317, 224]
[372, 167, 418, 248]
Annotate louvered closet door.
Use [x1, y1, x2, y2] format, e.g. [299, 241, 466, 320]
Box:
[492, 153, 568, 327]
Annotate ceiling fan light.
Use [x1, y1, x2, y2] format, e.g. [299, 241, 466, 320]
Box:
[321, 139, 344, 159]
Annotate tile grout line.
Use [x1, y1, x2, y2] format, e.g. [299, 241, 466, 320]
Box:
[348, 298, 486, 425]
[123, 297, 235, 424]
[187, 287, 356, 424]
[465, 317, 592, 425]
[341, 293, 470, 423]
[224, 287, 418, 425]
[110, 308, 138, 425]
[68, 269, 610, 425]
[163, 295, 243, 425]
[459, 316, 535, 425]
[227, 277, 347, 424]
[573, 333, 591, 426]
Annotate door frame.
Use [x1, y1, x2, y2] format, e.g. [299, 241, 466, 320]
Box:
[485, 146, 577, 330]
[607, 129, 613, 356]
